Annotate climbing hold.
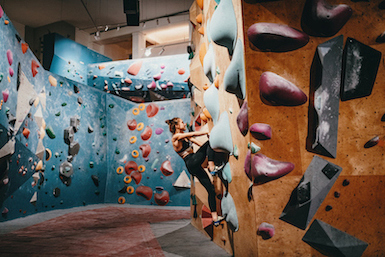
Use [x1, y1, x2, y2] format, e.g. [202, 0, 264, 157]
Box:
[198, 26, 205, 35]
[132, 150, 139, 158]
[237, 101, 248, 136]
[132, 108, 140, 115]
[160, 160, 174, 176]
[301, 0, 352, 37]
[381, 114, 385, 122]
[155, 190, 170, 206]
[64, 126, 74, 145]
[155, 128, 164, 135]
[259, 72, 307, 106]
[59, 161, 73, 177]
[334, 191, 340, 198]
[146, 103, 159, 117]
[89, 162, 94, 168]
[342, 179, 350, 186]
[45, 148, 52, 161]
[125, 161, 138, 175]
[124, 175, 132, 184]
[199, 43, 207, 66]
[249, 142, 261, 154]
[223, 38, 246, 99]
[21, 43, 29, 54]
[127, 60, 143, 76]
[178, 68, 185, 75]
[147, 81, 156, 90]
[48, 75, 57, 87]
[131, 171, 142, 184]
[196, 13, 202, 24]
[55, 112, 61, 116]
[209, 0, 237, 55]
[118, 196, 126, 204]
[6, 50, 13, 66]
[9, 67, 14, 77]
[139, 144, 151, 158]
[116, 166, 124, 174]
[127, 186, 134, 194]
[325, 205, 333, 211]
[203, 85, 220, 124]
[77, 97, 83, 105]
[221, 191, 239, 231]
[88, 125, 93, 133]
[138, 165, 146, 173]
[0, 6, 3, 18]
[153, 73, 162, 81]
[196, 0, 203, 9]
[129, 136, 137, 144]
[250, 123, 272, 140]
[124, 78, 132, 85]
[137, 122, 144, 131]
[247, 154, 294, 185]
[46, 126, 56, 139]
[22, 127, 30, 139]
[203, 43, 216, 82]
[364, 136, 379, 148]
[119, 186, 128, 193]
[53, 187, 60, 197]
[136, 185, 153, 200]
[36, 160, 43, 171]
[257, 222, 275, 240]
[247, 23, 309, 52]
[2, 89, 9, 103]
[31, 60, 40, 77]
[209, 112, 233, 153]
[127, 119, 137, 130]
[141, 126, 152, 141]
[98, 64, 105, 70]
[91, 175, 99, 186]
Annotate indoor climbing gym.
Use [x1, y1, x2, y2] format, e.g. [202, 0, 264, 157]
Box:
[0, 0, 384, 256]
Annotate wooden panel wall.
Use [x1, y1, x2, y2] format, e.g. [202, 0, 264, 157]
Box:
[189, 0, 385, 256]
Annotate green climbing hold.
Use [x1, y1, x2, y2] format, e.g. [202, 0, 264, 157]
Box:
[113, 137, 117, 141]
[109, 104, 114, 108]
[101, 124, 105, 128]
[115, 148, 120, 154]
[89, 162, 94, 168]
[62, 102, 67, 106]
[55, 112, 60, 116]
[233, 145, 239, 159]
[102, 132, 106, 136]
[5, 107, 9, 113]
[216, 66, 220, 74]
[46, 126, 56, 139]
[250, 142, 261, 154]
[0, 73, 3, 82]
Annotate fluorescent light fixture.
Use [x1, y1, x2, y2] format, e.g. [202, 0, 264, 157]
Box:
[159, 48, 165, 55]
[144, 48, 152, 56]
[104, 25, 109, 31]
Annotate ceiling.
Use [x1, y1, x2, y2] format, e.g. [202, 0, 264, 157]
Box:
[0, 0, 194, 34]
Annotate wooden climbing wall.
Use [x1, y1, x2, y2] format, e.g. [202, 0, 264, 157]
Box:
[190, 0, 385, 256]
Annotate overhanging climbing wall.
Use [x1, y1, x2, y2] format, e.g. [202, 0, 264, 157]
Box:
[190, 0, 385, 256]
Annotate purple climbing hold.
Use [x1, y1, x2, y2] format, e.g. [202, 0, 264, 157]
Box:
[9, 67, 14, 77]
[259, 71, 307, 106]
[247, 154, 294, 185]
[244, 150, 252, 177]
[301, 0, 353, 37]
[2, 88, 9, 103]
[236, 101, 249, 136]
[364, 136, 379, 149]
[250, 123, 272, 140]
[247, 23, 309, 52]
[6, 50, 13, 66]
[155, 128, 164, 135]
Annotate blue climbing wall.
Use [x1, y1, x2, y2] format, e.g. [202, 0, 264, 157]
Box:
[104, 95, 191, 206]
[43, 33, 111, 85]
[0, 5, 191, 222]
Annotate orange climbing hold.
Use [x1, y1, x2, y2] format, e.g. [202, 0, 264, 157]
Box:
[196, 0, 203, 10]
[141, 126, 152, 141]
[178, 68, 185, 75]
[21, 43, 28, 54]
[127, 186, 134, 194]
[199, 43, 207, 66]
[214, 76, 220, 88]
[31, 60, 39, 77]
[22, 128, 30, 139]
[203, 108, 212, 119]
[198, 26, 205, 35]
[118, 196, 126, 204]
[98, 64, 105, 70]
[200, 112, 208, 122]
[196, 13, 203, 24]
[127, 60, 143, 76]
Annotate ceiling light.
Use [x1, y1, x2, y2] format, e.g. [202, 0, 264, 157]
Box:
[104, 25, 109, 31]
[94, 31, 100, 40]
[159, 48, 165, 55]
[117, 26, 120, 31]
[144, 48, 152, 56]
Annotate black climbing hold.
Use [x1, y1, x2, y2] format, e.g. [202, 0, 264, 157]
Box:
[91, 175, 99, 186]
[342, 179, 350, 186]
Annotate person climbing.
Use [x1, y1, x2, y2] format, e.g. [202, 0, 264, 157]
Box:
[165, 117, 225, 226]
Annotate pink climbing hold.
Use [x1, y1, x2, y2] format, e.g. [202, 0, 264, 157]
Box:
[139, 144, 151, 158]
[236, 101, 249, 136]
[153, 73, 161, 81]
[136, 185, 153, 200]
[146, 103, 159, 118]
[9, 67, 14, 77]
[131, 171, 142, 184]
[6, 50, 13, 66]
[127, 119, 137, 130]
[160, 160, 174, 176]
[160, 83, 167, 90]
[2, 207, 8, 214]
[167, 81, 174, 88]
[31, 60, 40, 77]
[0, 5, 3, 18]
[155, 190, 170, 206]
[244, 150, 252, 176]
[2, 88, 9, 103]
[259, 71, 307, 106]
[257, 222, 275, 239]
[127, 60, 143, 76]
[125, 160, 138, 175]
[141, 126, 152, 141]
[250, 123, 272, 140]
[178, 68, 185, 75]
[147, 81, 156, 90]
[160, 64, 165, 69]
[248, 154, 294, 185]
[124, 78, 133, 84]
[155, 128, 164, 135]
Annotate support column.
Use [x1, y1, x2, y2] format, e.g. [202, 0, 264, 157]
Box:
[132, 31, 146, 59]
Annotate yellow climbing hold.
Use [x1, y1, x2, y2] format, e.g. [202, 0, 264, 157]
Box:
[138, 103, 145, 111]
[127, 186, 134, 194]
[124, 175, 132, 184]
[132, 150, 139, 158]
[118, 196, 126, 204]
[116, 166, 124, 174]
[132, 108, 140, 115]
[137, 122, 144, 131]
[129, 136, 137, 144]
[138, 165, 146, 173]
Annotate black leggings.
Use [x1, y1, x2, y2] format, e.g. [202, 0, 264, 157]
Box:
[183, 141, 216, 212]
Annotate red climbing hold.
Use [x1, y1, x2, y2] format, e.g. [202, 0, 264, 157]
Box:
[127, 60, 143, 76]
[136, 185, 153, 200]
[31, 60, 40, 77]
[155, 190, 170, 206]
[127, 119, 137, 130]
[124, 160, 138, 175]
[131, 171, 142, 184]
[139, 144, 151, 158]
[141, 126, 152, 141]
[146, 103, 159, 118]
[21, 43, 28, 54]
[160, 160, 174, 176]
